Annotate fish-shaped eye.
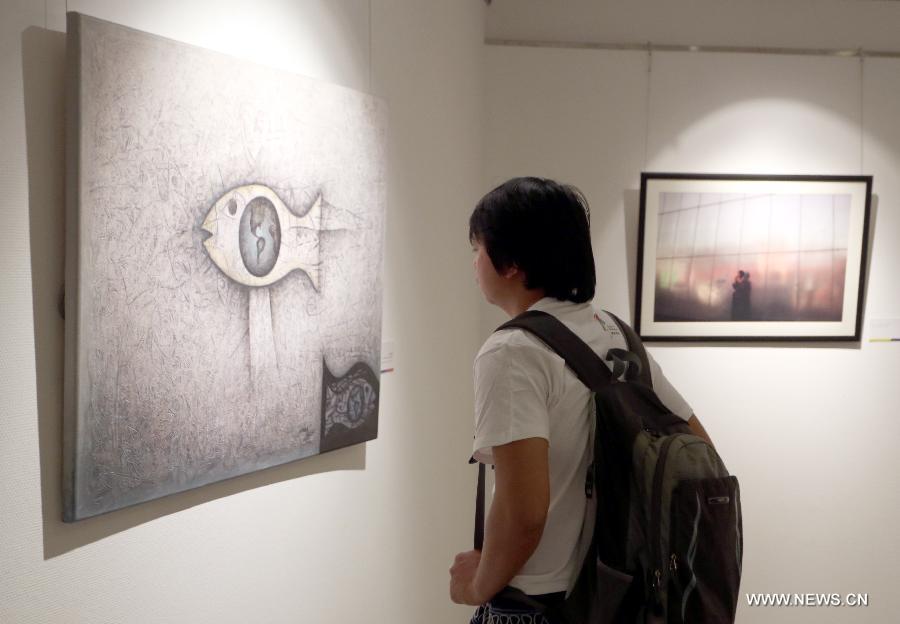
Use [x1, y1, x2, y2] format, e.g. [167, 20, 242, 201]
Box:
[202, 184, 323, 289]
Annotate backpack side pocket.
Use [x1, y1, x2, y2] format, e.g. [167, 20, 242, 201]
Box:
[668, 476, 742, 624]
[594, 556, 634, 624]
[556, 554, 634, 624]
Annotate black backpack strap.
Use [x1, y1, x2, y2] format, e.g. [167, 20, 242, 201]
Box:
[604, 310, 652, 388]
[474, 460, 485, 550]
[497, 310, 615, 392]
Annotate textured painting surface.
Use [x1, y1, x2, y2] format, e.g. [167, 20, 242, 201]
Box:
[64, 13, 385, 520]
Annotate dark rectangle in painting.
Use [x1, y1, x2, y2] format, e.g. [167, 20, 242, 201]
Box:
[320, 361, 379, 453]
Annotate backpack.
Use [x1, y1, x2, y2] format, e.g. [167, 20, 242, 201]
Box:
[473, 309, 743, 623]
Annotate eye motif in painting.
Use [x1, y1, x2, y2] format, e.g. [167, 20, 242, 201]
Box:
[202, 184, 324, 289]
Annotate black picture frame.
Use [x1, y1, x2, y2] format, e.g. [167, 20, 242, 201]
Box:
[635, 172, 872, 342]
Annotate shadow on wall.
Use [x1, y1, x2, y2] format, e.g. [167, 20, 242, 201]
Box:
[22, 26, 365, 560]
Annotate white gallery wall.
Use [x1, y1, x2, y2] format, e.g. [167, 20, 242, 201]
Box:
[484, 42, 900, 624]
[1, 1, 485, 623]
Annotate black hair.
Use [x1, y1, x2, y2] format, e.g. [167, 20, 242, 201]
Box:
[468, 177, 596, 303]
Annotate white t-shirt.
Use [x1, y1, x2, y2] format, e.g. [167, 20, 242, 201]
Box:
[472, 297, 693, 595]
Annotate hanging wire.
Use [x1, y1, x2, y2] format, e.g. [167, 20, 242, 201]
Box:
[643, 44, 652, 172]
[859, 52, 865, 175]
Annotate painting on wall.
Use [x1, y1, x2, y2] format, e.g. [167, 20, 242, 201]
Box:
[63, 13, 386, 521]
[635, 173, 872, 341]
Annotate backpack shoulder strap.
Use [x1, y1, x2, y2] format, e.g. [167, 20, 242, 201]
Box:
[604, 310, 652, 388]
[474, 460, 486, 551]
[497, 310, 614, 392]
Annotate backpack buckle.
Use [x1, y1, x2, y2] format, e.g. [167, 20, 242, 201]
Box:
[605, 348, 643, 381]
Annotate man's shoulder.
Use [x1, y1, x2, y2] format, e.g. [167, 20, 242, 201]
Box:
[477, 305, 628, 360]
[477, 326, 556, 362]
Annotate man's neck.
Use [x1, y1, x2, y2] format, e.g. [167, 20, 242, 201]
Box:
[500, 289, 547, 318]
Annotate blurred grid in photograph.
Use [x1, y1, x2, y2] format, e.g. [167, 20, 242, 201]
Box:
[654, 192, 849, 322]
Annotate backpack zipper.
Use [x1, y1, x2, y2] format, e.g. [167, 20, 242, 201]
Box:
[650, 434, 677, 609]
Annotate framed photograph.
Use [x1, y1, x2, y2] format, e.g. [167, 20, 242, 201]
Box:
[635, 173, 872, 341]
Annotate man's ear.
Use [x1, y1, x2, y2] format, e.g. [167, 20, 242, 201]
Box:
[501, 264, 521, 280]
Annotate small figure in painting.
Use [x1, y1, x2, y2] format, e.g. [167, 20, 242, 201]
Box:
[731, 270, 752, 321]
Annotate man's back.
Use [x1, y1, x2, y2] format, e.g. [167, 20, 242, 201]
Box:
[473, 297, 693, 595]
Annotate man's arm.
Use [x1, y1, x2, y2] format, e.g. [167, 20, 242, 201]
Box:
[451, 437, 550, 605]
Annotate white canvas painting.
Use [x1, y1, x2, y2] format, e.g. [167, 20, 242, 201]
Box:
[64, 13, 386, 520]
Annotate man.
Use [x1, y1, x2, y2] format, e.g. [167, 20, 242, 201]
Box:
[449, 177, 713, 623]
